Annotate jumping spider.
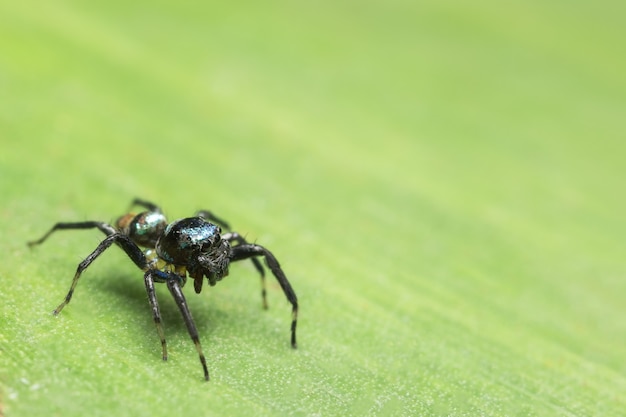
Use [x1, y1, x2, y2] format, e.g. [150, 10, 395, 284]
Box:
[27, 198, 298, 380]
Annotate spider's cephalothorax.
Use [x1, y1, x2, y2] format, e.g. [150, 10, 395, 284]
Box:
[157, 218, 231, 288]
[27, 198, 298, 381]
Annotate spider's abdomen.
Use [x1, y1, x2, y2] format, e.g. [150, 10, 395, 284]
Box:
[156, 217, 221, 265]
[116, 211, 167, 248]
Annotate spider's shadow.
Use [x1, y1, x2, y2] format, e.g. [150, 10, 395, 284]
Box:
[92, 272, 227, 337]
[87, 267, 283, 352]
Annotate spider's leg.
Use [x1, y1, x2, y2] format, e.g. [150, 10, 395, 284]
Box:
[27, 221, 117, 247]
[129, 198, 162, 213]
[165, 275, 210, 381]
[53, 233, 147, 315]
[230, 244, 298, 348]
[144, 270, 168, 361]
[222, 232, 267, 309]
[195, 210, 231, 230]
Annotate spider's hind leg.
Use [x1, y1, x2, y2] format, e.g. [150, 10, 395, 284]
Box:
[27, 221, 117, 248]
[129, 198, 163, 213]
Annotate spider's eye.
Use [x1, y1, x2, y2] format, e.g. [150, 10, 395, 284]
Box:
[201, 235, 221, 252]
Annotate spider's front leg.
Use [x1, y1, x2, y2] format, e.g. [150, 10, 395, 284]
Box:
[195, 209, 231, 230]
[229, 244, 298, 348]
[149, 270, 210, 381]
[195, 209, 267, 304]
[143, 270, 168, 363]
[53, 233, 147, 315]
[222, 232, 267, 308]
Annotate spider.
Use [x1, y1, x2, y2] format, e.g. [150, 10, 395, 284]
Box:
[27, 198, 298, 380]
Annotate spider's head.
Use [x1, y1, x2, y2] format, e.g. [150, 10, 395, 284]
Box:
[156, 217, 230, 285]
[116, 211, 168, 248]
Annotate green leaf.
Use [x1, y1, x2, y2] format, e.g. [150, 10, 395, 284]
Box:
[1, 0, 625, 416]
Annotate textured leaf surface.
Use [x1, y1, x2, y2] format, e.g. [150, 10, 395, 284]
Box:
[1, 1, 625, 416]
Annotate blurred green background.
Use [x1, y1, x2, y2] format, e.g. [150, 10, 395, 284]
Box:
[1, 0, 625, 416]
